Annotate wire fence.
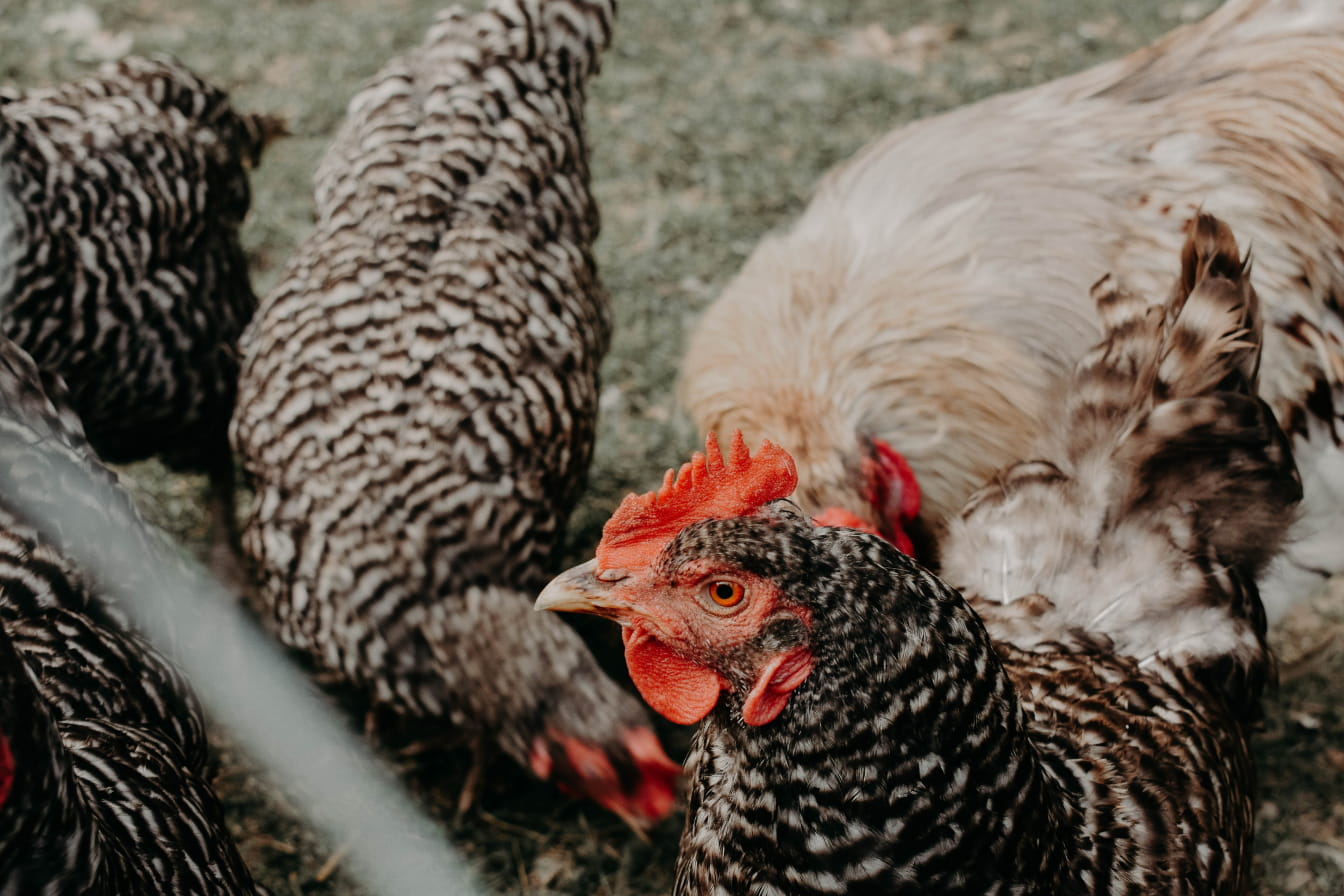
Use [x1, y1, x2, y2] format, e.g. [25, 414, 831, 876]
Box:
[0, 431, 490, 896]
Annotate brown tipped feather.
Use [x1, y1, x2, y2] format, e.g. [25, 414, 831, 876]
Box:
[1067, 213, 1261, 465]
[944, 212, 1299, 687]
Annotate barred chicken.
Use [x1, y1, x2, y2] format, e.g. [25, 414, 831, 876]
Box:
[0, 336, 263, 894]
[544, 216, 1298, 893]
[231, 0, 678, 825]
[679, 0, 1344, 620]
[0, 55, 281, 557]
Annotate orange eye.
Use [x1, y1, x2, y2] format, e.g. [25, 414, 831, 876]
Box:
[707, 580, 744, 607]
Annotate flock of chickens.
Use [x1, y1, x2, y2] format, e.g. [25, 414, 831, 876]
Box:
[0, 0, 1339, 893]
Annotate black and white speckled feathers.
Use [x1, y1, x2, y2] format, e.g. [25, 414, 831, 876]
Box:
[0, 55, 280, 476]
[665, 520, 1075, 894]
[653, 217, 1298, 894]
[232, 0, 678, 820]
[675, 525, 1270, 894]
[0, 336, 264, 894]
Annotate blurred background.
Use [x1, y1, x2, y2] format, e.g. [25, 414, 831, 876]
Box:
[3, 1, 1342, 893]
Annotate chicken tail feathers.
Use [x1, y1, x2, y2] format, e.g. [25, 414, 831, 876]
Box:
[427, 0, 616, 83]
[1068, 214, 1262, 462]
[1165, 213, 1262, 395]
[944, 214, 1300, 696]
[1076, 214, 1301, 577]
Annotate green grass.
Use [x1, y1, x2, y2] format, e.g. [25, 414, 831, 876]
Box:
[5, 0, 1344, 893]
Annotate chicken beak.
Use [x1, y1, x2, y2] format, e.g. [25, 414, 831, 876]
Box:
[535, 558, 629, 619]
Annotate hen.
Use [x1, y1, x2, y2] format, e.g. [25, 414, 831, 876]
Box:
[231, 0, 678, 825]
[542, 215, 1299, 893]
[678, 0, 1344, 619]
[0, 336, 264, 894]
[0, 55, 281, 559]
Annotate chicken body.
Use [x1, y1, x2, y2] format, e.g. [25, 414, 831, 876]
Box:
[544, 216, 1298, 893]
[231, 0, 678, 824]
[0, 336, 263, 895]
[679, 0, 1344, 620]
[0, 56, 279, 481]
[670, 520, 1263, 894]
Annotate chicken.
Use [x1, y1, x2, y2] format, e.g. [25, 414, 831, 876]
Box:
[0, 55, 282, 561]
[678, 0, 1344, 620]
[230, 0, 678, 826]
[0, 335, 264, 894]
[541, 215, 1299, 893]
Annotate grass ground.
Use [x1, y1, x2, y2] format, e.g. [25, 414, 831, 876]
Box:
[4, 0, 1344, 893]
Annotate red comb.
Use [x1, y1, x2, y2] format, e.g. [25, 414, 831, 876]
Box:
[596, 431, 798, 572]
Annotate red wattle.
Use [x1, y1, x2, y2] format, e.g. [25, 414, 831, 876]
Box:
[872, 439, 921, 523]
[561, 737, 619, 790]
[528, 725, 680, 827]
[623, 625, 724, 725]
[741, 646, 814, 726]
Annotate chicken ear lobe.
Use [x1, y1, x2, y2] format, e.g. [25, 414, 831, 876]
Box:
[623, 626, 724, 725]
[741, 646, 814, 726]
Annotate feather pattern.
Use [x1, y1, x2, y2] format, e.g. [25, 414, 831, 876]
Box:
[549, 214, 1298, 893]
[942, 214, 1298, 704]
[678, 0, 1344, 621]
[0, 55, 280, 474]
[232, 0, 679, 822]
[0, 335, 263, 895]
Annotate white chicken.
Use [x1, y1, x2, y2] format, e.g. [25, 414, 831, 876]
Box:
[678, 0, 1344, 621]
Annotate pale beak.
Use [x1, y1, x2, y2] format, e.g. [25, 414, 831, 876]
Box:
[535, 558, 628, 618]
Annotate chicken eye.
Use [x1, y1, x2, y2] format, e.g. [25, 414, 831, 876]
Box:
[707, 580, 744, 607]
